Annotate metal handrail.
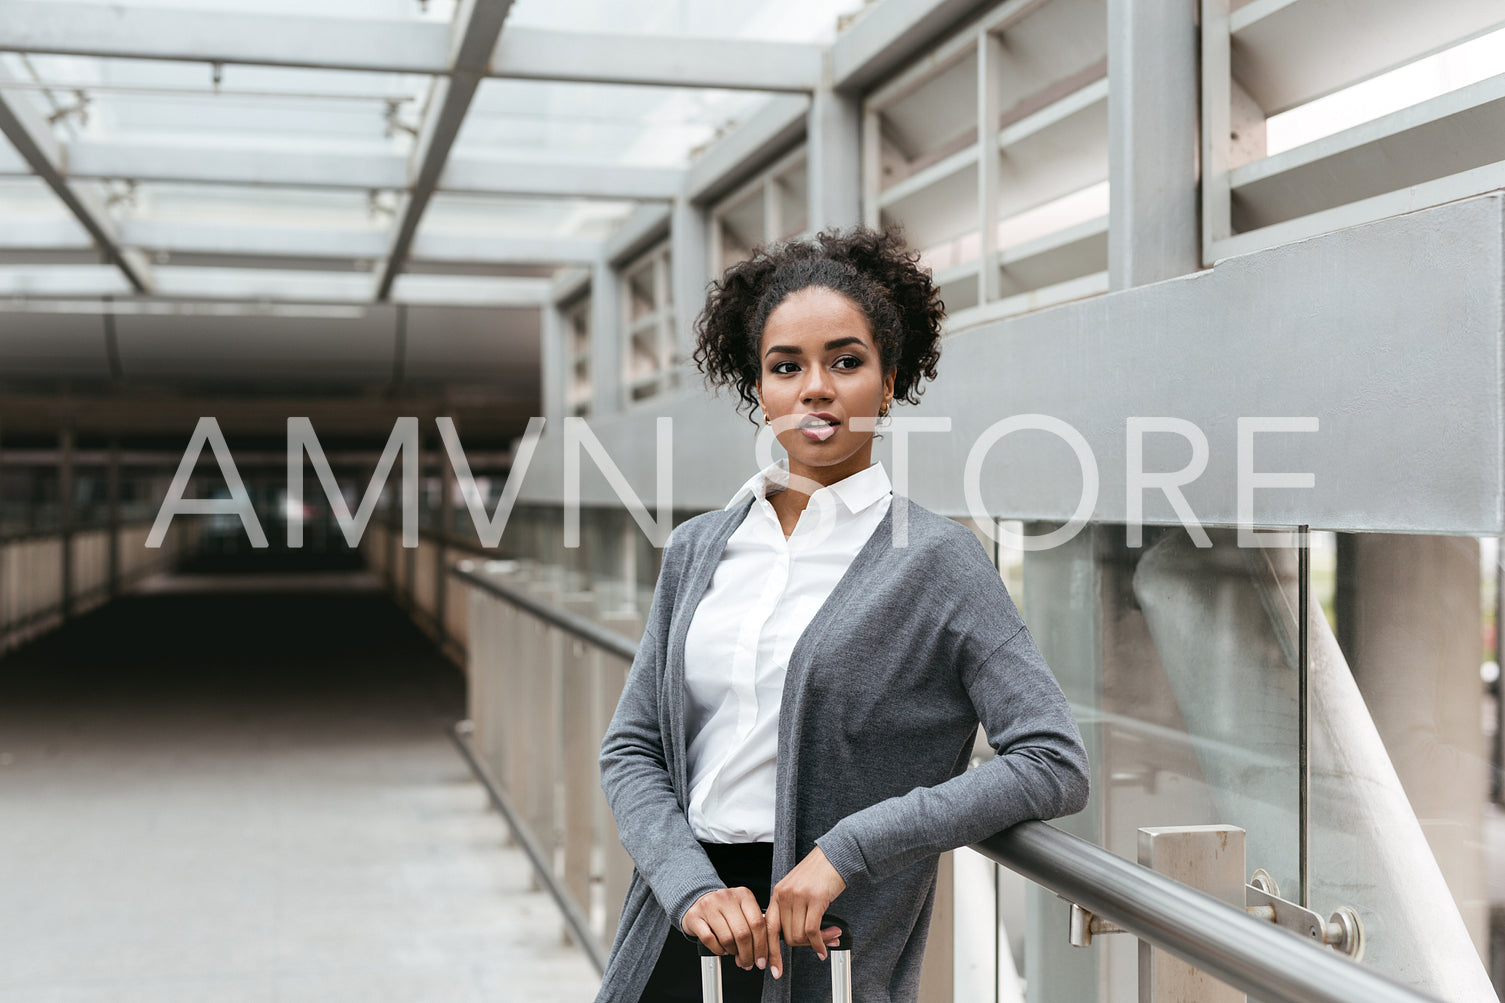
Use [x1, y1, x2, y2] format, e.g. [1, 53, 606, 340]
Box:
[448, 720, 608, 974]
[974, 822, 1440, 1003]
[451, 562, 1444, 1003]
[451, 562, 639, 662]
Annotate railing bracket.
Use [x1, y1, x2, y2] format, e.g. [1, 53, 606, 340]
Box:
[1245, 872, 1364, 960]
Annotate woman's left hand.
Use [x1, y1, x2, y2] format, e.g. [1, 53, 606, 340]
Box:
[764, 845, 847, 978]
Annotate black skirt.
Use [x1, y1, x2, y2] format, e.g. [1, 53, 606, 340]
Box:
[637, 841, 774, 1003]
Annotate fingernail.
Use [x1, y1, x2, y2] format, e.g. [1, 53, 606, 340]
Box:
[771, 967, 781, 979]
[757, 958, 766, 970]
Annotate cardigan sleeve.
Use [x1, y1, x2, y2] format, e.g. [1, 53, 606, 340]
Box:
[815, 621, 1090, 886]
[598, 537, 727, 932]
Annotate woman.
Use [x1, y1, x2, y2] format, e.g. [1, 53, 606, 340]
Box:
[595, 225, 1089, 1003]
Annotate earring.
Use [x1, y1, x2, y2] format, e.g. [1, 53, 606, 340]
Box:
[763, 411, 771, 424]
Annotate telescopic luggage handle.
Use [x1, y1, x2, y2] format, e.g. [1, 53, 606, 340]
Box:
[698, 915, 852, 1003]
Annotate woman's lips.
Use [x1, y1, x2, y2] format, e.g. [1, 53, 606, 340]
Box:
[800, 415, 836, 442]
[799, 419, 838, 442]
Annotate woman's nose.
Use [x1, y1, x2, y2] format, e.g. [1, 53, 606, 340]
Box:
[800, 367, 834, 402]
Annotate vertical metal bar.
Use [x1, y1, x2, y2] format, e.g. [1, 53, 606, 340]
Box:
[106, 437, 119, 598]
[58, 427, 73, 619]
[977, 30, 1003, 304]
[861, 107, 882, 229]
[1495, 537, 1503, 805]
[1298, 523, 1310, 908]
[700, 954, 724, 1002]
[831, 948, 853, 1003]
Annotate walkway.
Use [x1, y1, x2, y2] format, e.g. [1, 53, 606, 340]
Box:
[0, 572, 601, 1002]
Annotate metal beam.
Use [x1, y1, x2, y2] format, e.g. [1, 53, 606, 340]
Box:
[1107, 0, 1199, 289]
[830, 0, 997, 92]
[604, 203, 671, 267]
[23, 140, 682, 200]
[0, 3, 825, 91]
[374, 0, 515, 301]
[440, 158, 684, 200]
[0, 264, 550, 306]
[112, 220, 600, 266]
[0, 1, 452, 74]
[490, 28, 822, 91]
[0, 64, 153, 292]
[683, 94, 810, 205]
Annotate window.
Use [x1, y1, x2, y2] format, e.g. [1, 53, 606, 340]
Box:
[620, 241, 676, 403]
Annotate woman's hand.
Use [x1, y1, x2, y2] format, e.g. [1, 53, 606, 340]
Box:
[682, 886, 770, 972]
[764, 846, 847, 978]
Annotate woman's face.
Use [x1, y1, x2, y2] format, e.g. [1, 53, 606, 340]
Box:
[756, 286, 896, 489]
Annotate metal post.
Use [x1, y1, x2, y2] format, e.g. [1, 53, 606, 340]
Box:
[106, 437, 120, 597]
[58, 427, 73, 619]
[917, 850, 954, 1002]
[670, 197, 708, 382]
[435, 431, 452, 647]
[590, 258, 623, 417]
[1108, 0, 1200, 291]
[977, 30, 1003, 303]
[597, 608, 640, 946]
[1137, 825, 1246, 1003]
[808, 85, 861, 230]
[541, 301, 567, 431]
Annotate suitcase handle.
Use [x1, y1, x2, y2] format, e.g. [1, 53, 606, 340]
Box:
[694, 913, 852, 956]
[697, 914, 854, 1002]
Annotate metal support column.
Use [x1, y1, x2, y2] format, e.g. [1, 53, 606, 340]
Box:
[59, 427, 74, 619]
[808, 84, 862, 231]
[541, 301, 567, 432]
[435, 429, 453, 648]
[107, 438, 120, 597]
[670, 197, 708, 383]
[1107, 0, 1199, 290]
[590, 258, 623, 417]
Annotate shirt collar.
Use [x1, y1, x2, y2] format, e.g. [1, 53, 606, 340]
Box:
[723, 458, 892, 515]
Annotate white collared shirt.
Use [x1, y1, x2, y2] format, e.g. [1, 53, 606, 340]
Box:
[682, 458, 893, 842]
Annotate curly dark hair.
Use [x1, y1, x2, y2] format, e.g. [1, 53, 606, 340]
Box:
[692, 224, 944, 426]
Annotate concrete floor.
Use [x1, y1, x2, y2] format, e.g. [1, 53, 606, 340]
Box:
[0, 573, 601, 1002]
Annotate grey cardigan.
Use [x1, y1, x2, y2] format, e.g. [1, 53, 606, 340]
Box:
[595, 492, 1090, 1003]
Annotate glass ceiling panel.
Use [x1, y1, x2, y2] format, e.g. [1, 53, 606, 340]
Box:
[0, 177, 79, 220]
[14, 56, 426, 151]
[456, 79, 763, 167]
[121, 182, 380, 228]
[35, 0, 456, 18]
[0, 0, 868, 291]
[419, 192, 636, 239]
[506, 0, 866, 44]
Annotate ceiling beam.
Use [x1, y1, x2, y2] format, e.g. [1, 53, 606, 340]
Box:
[0, 2, 824, 91]
[0, 139, 684, 200]
[0, 2, 452, 74]
[489, 28, 822, 91]
[113, 220, 602, 266]
[0, 63, 154, 292]
[0, 264, 551, 306]
[831, 0, 1000, 92]
[374, 0, 515, 301]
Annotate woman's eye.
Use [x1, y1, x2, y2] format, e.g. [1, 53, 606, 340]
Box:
[771, 361, 798, 374]
[835, 356, 861, 369]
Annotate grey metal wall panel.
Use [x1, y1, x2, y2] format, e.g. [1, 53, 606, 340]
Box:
[516, 192, 1505, 536]
[0, 312, 113, 380]
[114, 308, 397, 384]
[402, 305, 539, 394]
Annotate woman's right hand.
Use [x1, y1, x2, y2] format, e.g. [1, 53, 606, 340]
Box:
[682, 887, 770, 973]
